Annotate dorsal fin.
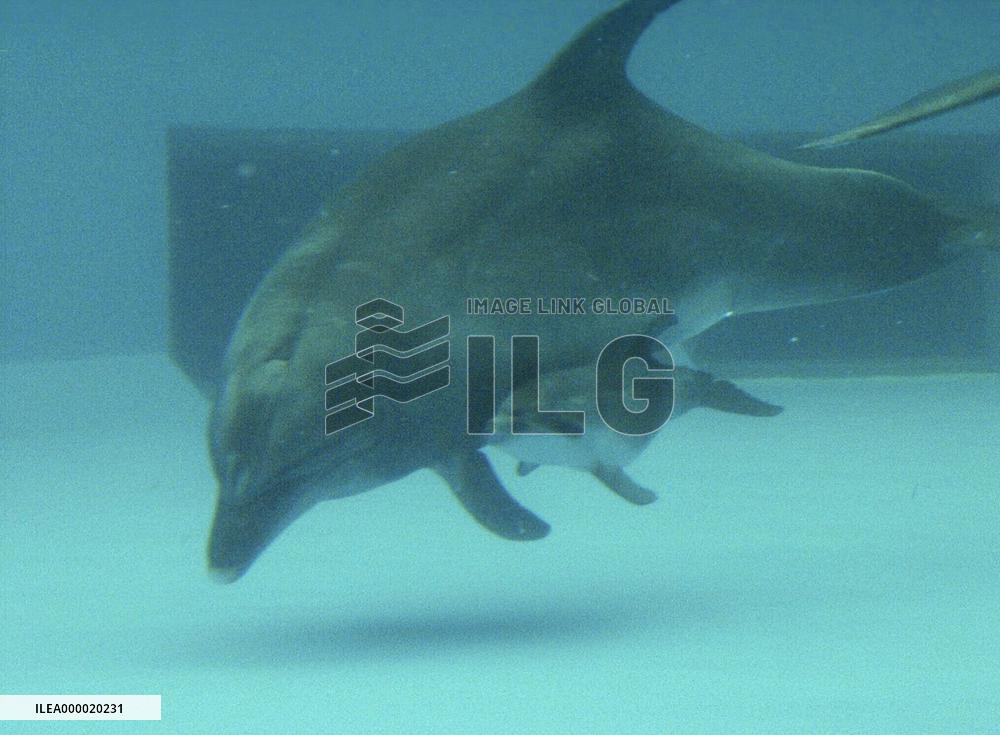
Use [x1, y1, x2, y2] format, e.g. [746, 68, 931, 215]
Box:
[528, 0, 683, 99]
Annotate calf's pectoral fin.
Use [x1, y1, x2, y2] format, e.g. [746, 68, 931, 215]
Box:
[516, 462, 540, 477]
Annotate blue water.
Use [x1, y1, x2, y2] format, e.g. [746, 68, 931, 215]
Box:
[2, 2, 998, 732]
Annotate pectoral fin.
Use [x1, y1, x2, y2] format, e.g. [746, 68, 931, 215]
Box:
[435, 452, 550, 540]
[800, 66, 1000, 149]
[516, 461, 540, 477]
[703, 380, 783, 417]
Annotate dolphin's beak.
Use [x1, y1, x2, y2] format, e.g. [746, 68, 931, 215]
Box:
[205, 423, 383, 581]
[206, 471, 304, 583]
[206, 500, 267, 583]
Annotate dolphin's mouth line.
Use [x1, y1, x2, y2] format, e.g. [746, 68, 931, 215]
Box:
[208, 445, 337, 580]
[207, 475, 304, 582]
[208, 432, 396, 580]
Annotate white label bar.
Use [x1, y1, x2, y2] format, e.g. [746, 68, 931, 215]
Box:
[0, 695, 161, 720]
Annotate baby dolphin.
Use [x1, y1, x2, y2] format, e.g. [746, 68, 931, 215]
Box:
[494, 364, 782, 509]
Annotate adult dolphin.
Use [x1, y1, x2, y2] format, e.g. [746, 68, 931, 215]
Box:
[206, 0, 995, 581]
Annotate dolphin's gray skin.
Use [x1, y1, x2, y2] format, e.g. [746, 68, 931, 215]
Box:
[206, 0, 995, 581]
[494, 365, 782, 508]
[801, 66, 1000, 149]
